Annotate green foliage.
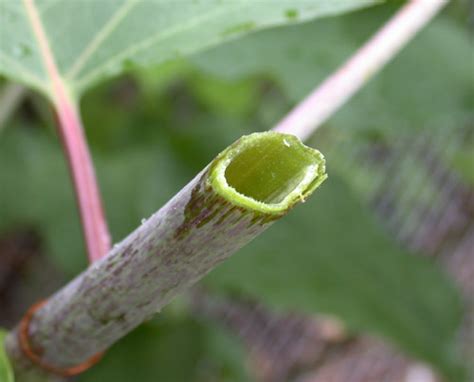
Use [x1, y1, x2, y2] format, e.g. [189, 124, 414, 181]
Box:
[192, 5, 474, 136]
[0, 1, 471, 381]
[451, 137, 474, 186]
[0, 330, 14, 382]
[0, 0, 378, 98]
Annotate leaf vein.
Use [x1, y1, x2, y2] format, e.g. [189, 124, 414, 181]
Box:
[75, 3, 242, 88]
[0, 51, 46, 92]
[66, 0, 139, 79]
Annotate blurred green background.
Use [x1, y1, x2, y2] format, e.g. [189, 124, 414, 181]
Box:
[0, 2, 473, 381]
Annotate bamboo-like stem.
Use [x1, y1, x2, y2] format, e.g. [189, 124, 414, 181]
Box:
[273, 0, 448, 141]
[5, 132, 326, 379]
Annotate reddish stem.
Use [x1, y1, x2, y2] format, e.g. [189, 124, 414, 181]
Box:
[54, 96, 111, 263]
[23, 0, 110, 262]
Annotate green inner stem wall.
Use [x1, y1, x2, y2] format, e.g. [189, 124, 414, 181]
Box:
[225, 135, 316, 204]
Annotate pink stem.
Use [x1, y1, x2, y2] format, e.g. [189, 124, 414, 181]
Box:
[273, 0, 448, 141]
[24, 0, 110, 262]
[54, 98, 111, 263]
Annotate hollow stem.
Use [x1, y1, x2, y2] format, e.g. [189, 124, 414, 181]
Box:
[5, 132, 326, 378]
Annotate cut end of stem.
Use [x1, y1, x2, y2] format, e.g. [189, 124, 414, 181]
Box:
[210, 132, 327, 214]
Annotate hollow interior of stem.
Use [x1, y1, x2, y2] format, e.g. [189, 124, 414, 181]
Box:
[224, 134, 318, 204]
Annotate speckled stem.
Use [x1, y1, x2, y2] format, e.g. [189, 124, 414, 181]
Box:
[5, 132, 326, 379]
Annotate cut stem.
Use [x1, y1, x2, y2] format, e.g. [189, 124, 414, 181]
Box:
[5, 132, 326, 378]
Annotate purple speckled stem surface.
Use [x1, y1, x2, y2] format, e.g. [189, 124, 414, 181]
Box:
[5, 132, 326, 380]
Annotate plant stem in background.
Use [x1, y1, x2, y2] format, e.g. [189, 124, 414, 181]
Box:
[273, 0, 448, 141]
[23, 0, 110, 262]
[52, 90, 111, 263]
[5, 132, 326, 380]
[0, 83, 25, 134]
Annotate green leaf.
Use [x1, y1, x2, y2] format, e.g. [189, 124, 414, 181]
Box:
[451, 143, 474, 186]
[0, 330, 14, 382]
[204, 175, 465, 380]
[192, 5, 473, 135]
[0, 0, 379, 98]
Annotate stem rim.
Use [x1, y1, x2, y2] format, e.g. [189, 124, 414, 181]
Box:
[209, 132, 327, 215]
